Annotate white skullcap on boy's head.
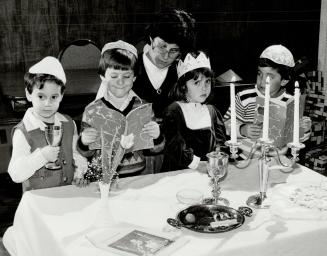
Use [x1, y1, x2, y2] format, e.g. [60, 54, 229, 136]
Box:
[101, 40, 138, 58]
[29, 56, 66, 84]
[260, 44, 295, 68]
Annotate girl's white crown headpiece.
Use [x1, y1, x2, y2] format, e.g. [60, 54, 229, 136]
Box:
[177, 52, 211, 78]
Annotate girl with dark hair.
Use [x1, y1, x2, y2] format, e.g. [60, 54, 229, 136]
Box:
[161, 51, 227, 172]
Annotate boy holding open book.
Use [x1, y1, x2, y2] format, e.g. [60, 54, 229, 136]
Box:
[77, 40, 160, 179]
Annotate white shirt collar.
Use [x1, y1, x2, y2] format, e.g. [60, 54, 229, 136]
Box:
[177, 102, 211, 130]
[143, 45, 169, 90]
[22, 108, 68, 132]
[103, 90, 142, 111]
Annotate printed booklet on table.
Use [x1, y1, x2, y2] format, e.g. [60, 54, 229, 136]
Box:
[86, 226, 188, 256]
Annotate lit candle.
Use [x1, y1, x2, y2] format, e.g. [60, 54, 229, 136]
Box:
[262, 76, 270, 141]
[293, 81, 300, 145]
[230, 77, 237, 143]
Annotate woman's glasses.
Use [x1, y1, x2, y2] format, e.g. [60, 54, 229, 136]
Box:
[153, 39, 180, 59]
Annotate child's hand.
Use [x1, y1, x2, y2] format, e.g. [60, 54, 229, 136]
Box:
[41, 145, 60, 162]
[142, 121, 160, 139]
[81, 128, 98, 145]
[72, 177, 90, 187]
[300, 116, 312, 132]
[120, 134, 134, 149]
[240, 124, 262, 139]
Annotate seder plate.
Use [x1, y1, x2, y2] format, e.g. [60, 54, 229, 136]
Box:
[167, 204, 252, 233]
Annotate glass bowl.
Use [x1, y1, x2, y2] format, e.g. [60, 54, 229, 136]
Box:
[176, 189, 203, 205]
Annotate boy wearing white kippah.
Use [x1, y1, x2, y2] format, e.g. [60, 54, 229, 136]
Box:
[161, 51, 228, 172]
[78, 40, 160, 179]
[223, 45, 311, 157]
[8, 56, 88, 192]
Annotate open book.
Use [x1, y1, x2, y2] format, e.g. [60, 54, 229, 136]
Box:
[253, 94, 306, 148]
[84, 103, 154, 153]
[86, 226, 188, 256]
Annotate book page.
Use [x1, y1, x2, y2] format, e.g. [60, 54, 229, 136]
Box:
[126, 103, 154, 152]
[84, 103, 126, 150]
[253, 95, 305, 148]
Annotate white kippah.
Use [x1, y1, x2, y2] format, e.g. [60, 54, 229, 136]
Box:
[260, 44, 295, 67]
[29, 56, 66, 84]
[101, 40, 138, 58]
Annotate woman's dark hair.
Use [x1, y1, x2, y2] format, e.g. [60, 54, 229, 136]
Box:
[258, 58, 292, 81]
[24, 73, 65, 94]
[98, 48, 138, 76]
[169, 67, 214, 103]
[146, 9, 196, 54]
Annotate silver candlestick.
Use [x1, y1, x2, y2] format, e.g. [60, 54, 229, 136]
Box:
[226, 137, 305, 209]
[246, 139, 274, 208]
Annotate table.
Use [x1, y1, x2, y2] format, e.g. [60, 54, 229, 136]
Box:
[3, 160, 327, 256]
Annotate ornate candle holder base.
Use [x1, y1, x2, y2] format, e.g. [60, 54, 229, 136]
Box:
[225, 140, 241, 161]
[257, 138, 274, 148]
[287, 142, 305, 162]
[246, 192, 270, 209]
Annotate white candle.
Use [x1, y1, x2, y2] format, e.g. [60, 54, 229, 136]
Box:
[230, 78, 237, 143]
[293, 81, 300, 145]
[262, 76, 270, 141]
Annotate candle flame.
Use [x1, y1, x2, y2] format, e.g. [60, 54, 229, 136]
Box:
[265, 76, 270, 85]
[295, 81, 299, 88]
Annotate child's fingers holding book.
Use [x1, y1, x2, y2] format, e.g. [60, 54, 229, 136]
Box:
[300, 116, 312, 132]
[142, 121, 160, 139]
[241, 124, 262, 139]
[81, 128, 98, 145]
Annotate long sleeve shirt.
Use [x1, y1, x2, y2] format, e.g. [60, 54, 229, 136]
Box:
[8, 108, 87, 183]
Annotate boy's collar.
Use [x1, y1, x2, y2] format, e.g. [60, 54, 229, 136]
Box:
[103, 90, 142, 111]
[23, 108, 68, 132]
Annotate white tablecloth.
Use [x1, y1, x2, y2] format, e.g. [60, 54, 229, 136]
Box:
[3, 160, 327, 256]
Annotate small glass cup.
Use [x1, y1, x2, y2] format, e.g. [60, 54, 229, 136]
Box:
[176, 189, 203, 205]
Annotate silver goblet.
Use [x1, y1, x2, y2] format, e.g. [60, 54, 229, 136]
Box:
[44, 125, 63, 170]
[203, 151, 229, 206]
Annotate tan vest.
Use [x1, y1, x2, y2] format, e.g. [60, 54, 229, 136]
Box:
[15, 116, 75, 192]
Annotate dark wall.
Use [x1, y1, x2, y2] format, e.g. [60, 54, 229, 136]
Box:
[0, 0, 321, 81]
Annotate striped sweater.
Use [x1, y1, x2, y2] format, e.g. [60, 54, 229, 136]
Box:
[223, 86, 292, 137]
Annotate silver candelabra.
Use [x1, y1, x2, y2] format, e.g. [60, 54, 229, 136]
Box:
[225, 138, 305, 209]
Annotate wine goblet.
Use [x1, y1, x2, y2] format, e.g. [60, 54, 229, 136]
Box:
[44, 125, 63, 170]
[203, 151, 229, 206]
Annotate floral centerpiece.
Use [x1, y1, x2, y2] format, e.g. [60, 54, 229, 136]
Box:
[86, 127, 126, 198]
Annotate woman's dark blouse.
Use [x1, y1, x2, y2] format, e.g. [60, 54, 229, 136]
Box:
[161, 102, 228, 172]
[133, 53, 177, 119]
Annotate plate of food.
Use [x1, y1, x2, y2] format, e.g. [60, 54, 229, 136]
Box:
[167, 204, 252, 233]
[270, 182, 327, 220]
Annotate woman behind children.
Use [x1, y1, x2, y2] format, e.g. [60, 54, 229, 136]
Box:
[7, 57, 88, 192]
[161, 51, 228, 172]
[95, 10, 196, 173]
[77, 40, 160, 179]
[223, 44, 311, 157]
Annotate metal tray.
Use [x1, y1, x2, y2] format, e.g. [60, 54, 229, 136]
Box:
[167, 204, 252, 233]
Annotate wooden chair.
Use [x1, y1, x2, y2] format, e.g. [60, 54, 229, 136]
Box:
[58, 39, 101, 70]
